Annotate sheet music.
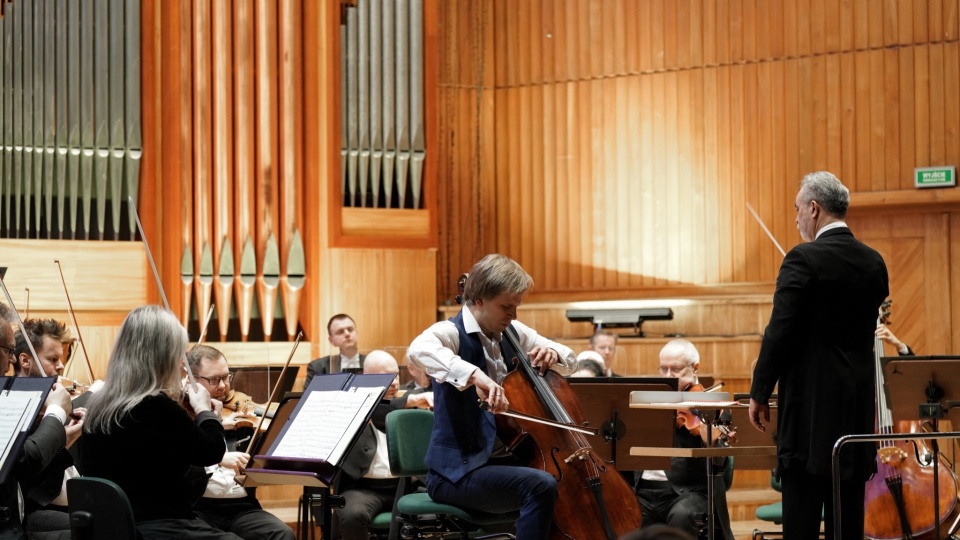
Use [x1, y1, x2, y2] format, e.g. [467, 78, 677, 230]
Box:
[0, 391, 43, 470]
[270, 387, 381, 463]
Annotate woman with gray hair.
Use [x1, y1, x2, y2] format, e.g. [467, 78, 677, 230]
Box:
[80, 305, 240, 539]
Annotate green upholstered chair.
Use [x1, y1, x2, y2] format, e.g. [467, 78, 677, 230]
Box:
[385, 409, 518, 539]
[67, 477, 139, 540]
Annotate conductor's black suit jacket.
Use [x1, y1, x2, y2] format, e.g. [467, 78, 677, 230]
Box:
[750, 227, 888, 480]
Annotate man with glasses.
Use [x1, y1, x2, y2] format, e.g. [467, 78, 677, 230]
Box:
[0, 304, 74, 540]
[635, 339, 734, 540]
[185, 344, 295, 540]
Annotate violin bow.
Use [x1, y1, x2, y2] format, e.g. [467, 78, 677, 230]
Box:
[244, 331, 303, 455]
[0, 274, 46, 378]
[54, 260, 97, 383]
[746, 201, 787, 257]
[128, 196, 200, 392]
[479, 401, 598, 435]
[197, 305, 215, 344]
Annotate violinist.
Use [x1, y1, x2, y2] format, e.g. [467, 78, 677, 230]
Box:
[79, 305, 239, 540]
[408, 254, 577, 540]
[185, 345, 294, 540]
[0, 305, 73, 540]
[12, 319, 68, 380]
[11, 318, 83, 540]
[635, 339, 734, 540]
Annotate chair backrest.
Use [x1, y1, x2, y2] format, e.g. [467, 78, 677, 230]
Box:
[769, 469, 782, 492]
[67, 476, 138, 540]
[386, 409, 434, 477]
[723, 456, 734, 490]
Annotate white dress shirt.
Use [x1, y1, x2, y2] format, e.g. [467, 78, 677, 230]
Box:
[408, 305, 576, 387]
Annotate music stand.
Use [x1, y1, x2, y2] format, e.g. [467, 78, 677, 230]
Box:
[568, 377, 678, 471]
[881, 356, 960, 424]
[879, 355, 960, 539]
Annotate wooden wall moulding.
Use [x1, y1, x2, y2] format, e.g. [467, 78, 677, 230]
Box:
[0, 240, 148, 312]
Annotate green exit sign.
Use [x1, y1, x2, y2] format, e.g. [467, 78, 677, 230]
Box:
[915, 166, 956, 188]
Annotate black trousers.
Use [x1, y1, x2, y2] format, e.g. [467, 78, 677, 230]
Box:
[780, 467, 864, 540]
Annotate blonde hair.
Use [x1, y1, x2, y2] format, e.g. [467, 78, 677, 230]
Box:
[462, 254, 533, 305]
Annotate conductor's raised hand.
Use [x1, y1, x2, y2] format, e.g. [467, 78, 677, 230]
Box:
[469, 369, 508, 414]
[527, 346, 559, 376]
[748, 398, 769, 432]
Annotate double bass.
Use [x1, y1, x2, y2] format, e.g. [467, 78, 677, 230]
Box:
[864, 302, 960, 539]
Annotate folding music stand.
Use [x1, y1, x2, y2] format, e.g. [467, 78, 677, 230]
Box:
[567, 377, 678, 471]
[881, 355, 960, 503]
[881, 355, 960, 425]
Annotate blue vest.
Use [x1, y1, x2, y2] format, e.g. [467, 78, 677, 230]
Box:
[424, 312, 518, 483]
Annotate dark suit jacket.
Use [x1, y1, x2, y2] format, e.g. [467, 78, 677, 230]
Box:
[0, 415, 68, 540]
[750, 227, 888, 480]
[304, 354, 367, 389]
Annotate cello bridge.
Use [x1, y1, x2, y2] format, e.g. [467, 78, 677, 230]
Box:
[564, 448, 591, 463]
[877, 446, 908, 466]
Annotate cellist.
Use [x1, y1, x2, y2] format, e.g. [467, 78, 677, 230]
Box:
[408, 254, 577, 540]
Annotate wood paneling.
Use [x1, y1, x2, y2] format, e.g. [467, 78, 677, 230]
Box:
[437, 0, 960, 308]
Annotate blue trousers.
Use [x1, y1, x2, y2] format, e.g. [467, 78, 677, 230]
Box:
[427, 464, 557, 540]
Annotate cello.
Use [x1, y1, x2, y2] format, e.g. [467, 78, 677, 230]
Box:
[489, 317, 642, 538]
[864, 301, 960, 540]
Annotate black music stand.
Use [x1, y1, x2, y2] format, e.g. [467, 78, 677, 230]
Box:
[567, 377, 678, 471]
[880, 355, 960, 539]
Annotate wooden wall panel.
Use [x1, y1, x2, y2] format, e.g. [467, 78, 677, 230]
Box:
[436, 1, 960, 304]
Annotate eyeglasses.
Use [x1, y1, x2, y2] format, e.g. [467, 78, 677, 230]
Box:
[0, 344, 15, 357]
[194, 372, 234, 386]
[658, 364, 694, 377]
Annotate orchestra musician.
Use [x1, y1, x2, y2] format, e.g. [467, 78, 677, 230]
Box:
[0, 305, 75, 540]
[79, 305, 241, 540]
[748, 171, 889, 540]
[12, 318, 84, 540]
[184, 345, 294, 540]
[407, 254, 577, 540]
[304, 314, 365, 386]
[634, 339, 734, 540]
[12, 319, 68, 379]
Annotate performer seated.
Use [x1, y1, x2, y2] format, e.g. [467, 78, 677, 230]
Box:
[634, 339, 734, 540]
[80, 305, 240, 540]
[185, 345, 295, 540]
[407, 254, 577, 540]
[0, 306, 74, 540]
[13, 318, 82, 540]
[330, 349, 407, 540]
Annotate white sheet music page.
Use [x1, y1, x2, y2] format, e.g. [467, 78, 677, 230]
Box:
[270, 387, 382, 463]
[0, 391, 43, 469]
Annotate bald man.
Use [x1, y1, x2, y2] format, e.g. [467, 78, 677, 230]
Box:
[332, 350, 407, 540]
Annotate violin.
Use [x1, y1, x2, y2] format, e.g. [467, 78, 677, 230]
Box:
[220, 389, 271, 432]
[676, 382, 736, 445]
